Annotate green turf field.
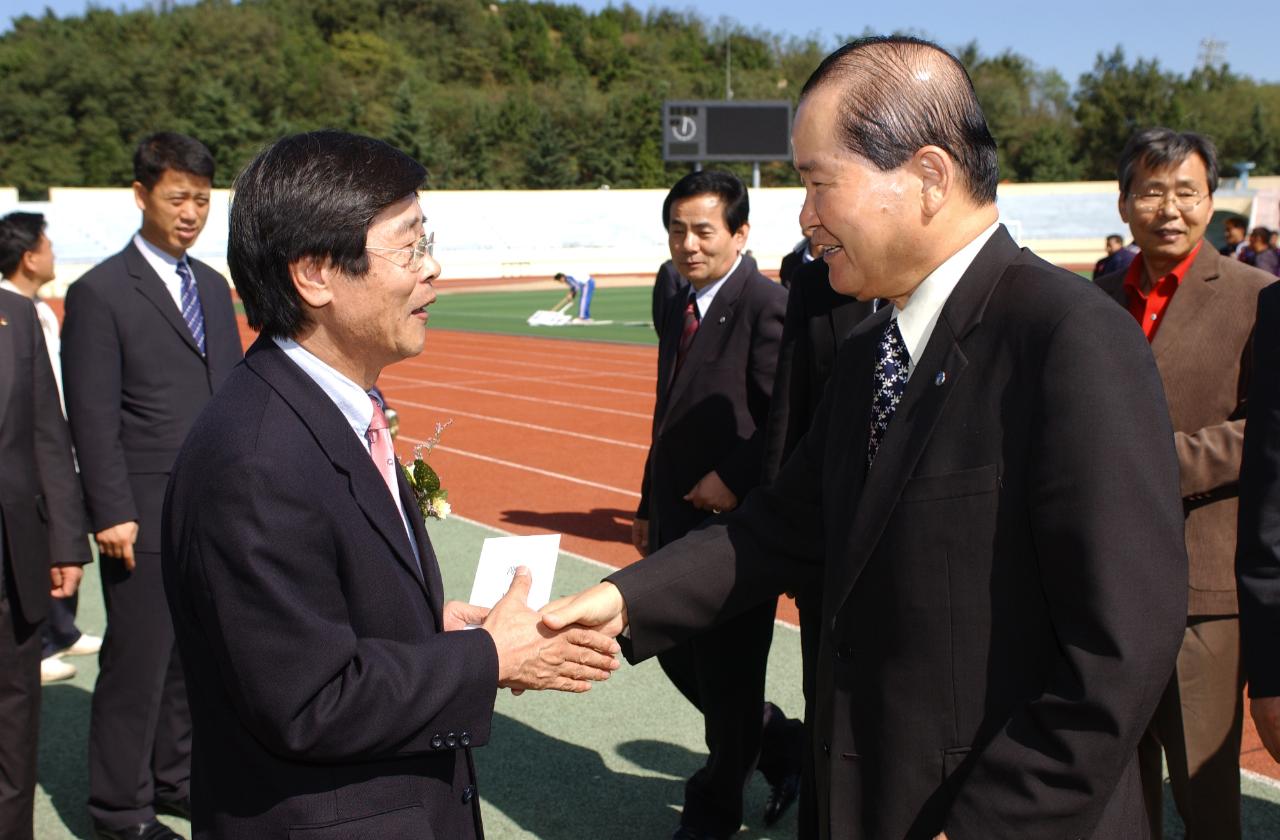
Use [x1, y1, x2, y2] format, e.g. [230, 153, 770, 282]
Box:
[33, 516, 1280, 838]
[430, 286, 659, 345]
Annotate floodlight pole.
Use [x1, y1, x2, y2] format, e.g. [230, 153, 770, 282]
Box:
[752, 162, 760, 189]
[725, 36, 733, 101]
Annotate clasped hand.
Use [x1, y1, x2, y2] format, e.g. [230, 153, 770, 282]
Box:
[443, 567, 621, 694]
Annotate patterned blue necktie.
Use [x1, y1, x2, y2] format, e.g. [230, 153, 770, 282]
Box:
[176, 260, 206, 355]
[867, 318, 909, 467]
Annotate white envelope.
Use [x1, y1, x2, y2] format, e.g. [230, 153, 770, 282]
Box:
[468, 534, 560, 612]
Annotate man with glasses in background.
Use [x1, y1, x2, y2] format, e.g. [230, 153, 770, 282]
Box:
[1097, 127, 1273, 840]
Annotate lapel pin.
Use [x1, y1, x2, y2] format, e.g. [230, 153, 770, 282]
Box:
[934, 371, 946, 386]
[718, 315, 726, 324]
[0, 316, 7, 326]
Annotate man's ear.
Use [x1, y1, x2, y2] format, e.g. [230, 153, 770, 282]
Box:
[132, 181, 148, 213]
[915, 146, 952, 218]
[1117, 192, 1131, 226]
[732, 220, 751, 252]
[290, 257, 335, 310]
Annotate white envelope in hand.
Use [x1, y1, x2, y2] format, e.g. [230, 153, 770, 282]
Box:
[468, 534, 560, 612]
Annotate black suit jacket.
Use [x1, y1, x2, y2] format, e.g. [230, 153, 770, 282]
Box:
[162, 336, 498, 839]
[762, 257, 875, 483]
[638, 255, 786, 548]
[778, 242, 811, 290]
[61, 240, 242, 553]
[651, 260, 687, 334]
[612, 228, 1187, 839]
[1239, 279, 1280, 697]
[0, 289, 89, 624]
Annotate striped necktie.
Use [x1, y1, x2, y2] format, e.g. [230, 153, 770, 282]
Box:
[176, 260, 206, 355]
[674, 292, 700, 374]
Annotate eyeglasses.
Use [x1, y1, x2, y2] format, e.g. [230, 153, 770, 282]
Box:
[1128, 190, 1209, 214]
[367, 231, 435, 271]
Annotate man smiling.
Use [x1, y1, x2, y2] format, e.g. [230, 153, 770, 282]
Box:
[162, 130, 619, 839]
[547, 36, 1187, 839]
[1096, 128, 1272, 840]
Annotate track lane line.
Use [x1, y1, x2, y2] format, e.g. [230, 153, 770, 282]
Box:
[387, 382, 653, 419]
[388, 399, 648, 449]
[398, 438, 643, 498]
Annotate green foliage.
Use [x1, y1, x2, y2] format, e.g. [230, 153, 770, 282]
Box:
[2, 3, 1279, 197]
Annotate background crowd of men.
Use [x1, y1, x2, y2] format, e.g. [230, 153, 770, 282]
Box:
[1, 33, 1279, 840]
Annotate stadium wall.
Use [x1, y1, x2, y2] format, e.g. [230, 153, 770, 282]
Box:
[1, 178, 1275, 296]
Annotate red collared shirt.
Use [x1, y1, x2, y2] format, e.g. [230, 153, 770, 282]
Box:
[1121, 241, 1202, 342]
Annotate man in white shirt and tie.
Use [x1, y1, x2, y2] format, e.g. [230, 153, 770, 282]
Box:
[0, 212, 100, 685]
[61, 132, 244, 840]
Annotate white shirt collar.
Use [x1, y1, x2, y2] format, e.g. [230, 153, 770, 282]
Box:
[893, 221, 1000, 378]
[692, 253, 742, 319]
[132, 232, 190, 310]
[272, 335, 374, 446]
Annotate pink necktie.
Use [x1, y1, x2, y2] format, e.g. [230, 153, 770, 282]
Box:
[367, 396, 399, 502]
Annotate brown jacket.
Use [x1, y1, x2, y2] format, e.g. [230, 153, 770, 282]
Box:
[1098, 244, 1272, 615]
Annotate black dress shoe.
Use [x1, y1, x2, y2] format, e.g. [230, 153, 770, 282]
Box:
[155, 796, 192, 821]
[763, 771, 801, 826]
[671, 825, 729, 840]
[93, 818, 185, 840]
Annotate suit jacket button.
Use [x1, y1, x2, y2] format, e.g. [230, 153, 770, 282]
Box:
[445, 732, 458, 748]
[431, 735, 443, 749]
[836, 645, 853, 660]
[822, 741, 831, 756]
[462, 785, 476, 804]
[460, 732, 472, 747]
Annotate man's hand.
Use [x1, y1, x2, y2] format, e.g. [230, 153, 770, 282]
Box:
[1252, 696, 1280, 763]
[683, 470, 737, 513]
[541, 582, 629, 639]
[631, 518, 649, 557]
[50, 564, 83, 598]
[95, 521, 139, 571]
[482, 568, 620, 693]
[442, 600, 490, 633]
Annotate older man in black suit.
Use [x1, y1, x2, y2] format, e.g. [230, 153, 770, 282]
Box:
[0, 288, 89, 840]
[62, 132, 244, 840]
[162, 130, 619, 840]
[547, 36, 1187, 840]
[1239, 279, 1280, 765]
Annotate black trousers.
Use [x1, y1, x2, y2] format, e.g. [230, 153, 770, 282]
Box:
[0, 565, 41, 840]
[40, 590, 81, 658]
[657, 598, 779, 836]
[795, 586, 822, 840]
[88, 551, 190, 828]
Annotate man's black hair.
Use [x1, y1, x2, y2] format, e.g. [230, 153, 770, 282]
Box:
[800, 35, 999, 205]
[134, 132, 216, 190]
[661, 170, 749, 233]
[0, 212, 46, 278]
[228, 130, 427, 340]
[1117, 128, 1220, 197]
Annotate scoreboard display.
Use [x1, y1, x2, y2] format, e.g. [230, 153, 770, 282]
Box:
[662, 101, 792, 162]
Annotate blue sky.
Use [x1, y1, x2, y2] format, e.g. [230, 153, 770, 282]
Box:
[5, 0, 1270, 85]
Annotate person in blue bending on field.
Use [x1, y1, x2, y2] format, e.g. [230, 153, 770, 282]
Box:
[553, 271, 596, 321]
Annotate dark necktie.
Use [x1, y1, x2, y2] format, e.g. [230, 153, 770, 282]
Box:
[176, 260, 206, 355]
[675, 292, 700, 374]
[867, 318, 909, 467]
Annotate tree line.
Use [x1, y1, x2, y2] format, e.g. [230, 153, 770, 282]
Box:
[1, 0, 1277, 197]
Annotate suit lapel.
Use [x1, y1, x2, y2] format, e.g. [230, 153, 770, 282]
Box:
[125, 242, 204, 358]
[1149, 246, 1220, 367]
[662, 259, 751, 422]
[244, 336, 433, 604]
[828, 228, 1017, 616]
[0, 296, 14, 431]
[401, 472, 445, 629]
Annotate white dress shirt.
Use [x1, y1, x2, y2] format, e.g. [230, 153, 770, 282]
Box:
[1, 279, 64, 410]
[273, 336, 421, 567]
[132, 232, 191, 312]
[692, 253, 743, 319]
[893, 221, 1000, 380]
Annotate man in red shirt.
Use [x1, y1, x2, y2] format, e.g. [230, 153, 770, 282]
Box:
[1096, 128, 1273, 840]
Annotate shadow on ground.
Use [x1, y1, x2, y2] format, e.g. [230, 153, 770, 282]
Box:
[499, 508, 635, 546]
[38, 682, 93, 839]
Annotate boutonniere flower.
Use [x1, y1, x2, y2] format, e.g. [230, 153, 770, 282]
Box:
[401, 419, 453, 520]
